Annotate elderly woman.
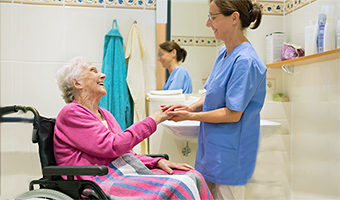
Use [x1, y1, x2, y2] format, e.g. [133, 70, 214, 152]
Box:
[54, 56, 213, 199]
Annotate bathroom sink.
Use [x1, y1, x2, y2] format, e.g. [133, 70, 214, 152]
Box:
[162, 119, 281, 141]
[161, 120, 200, 141]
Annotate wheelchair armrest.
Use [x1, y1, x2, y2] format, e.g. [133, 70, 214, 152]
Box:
[145, 154, 169, 160]
[43, 165, 108, 176]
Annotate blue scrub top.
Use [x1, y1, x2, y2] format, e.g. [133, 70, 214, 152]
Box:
[162, 65, 192, 94]
[195, 42, 267, 185]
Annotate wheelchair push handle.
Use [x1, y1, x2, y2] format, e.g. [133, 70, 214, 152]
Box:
[0, 105, 40, 118]
[0, 105, 17, 116]
[0, 105, 40, 143]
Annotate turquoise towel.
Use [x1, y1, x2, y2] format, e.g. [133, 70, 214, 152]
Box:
[99, 19, 133, 130]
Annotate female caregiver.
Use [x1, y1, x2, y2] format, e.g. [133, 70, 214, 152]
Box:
[157, 41, 193, 94]
[163, 0, 267, 199]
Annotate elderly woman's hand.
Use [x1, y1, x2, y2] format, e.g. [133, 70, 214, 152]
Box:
[149, 110, 172, 125]
[156, 159, 194, 175]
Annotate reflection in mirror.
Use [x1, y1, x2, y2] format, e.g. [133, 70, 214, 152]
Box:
[157, 41, 193, 94]
[170, 0, 222, 94]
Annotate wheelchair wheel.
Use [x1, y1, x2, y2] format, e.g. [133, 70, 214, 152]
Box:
[15, 189, 73, 200]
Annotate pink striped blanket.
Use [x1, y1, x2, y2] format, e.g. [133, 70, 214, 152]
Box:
[93, 153, 213, 200]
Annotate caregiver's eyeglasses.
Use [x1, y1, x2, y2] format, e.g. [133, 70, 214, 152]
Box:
[157, 52, 165, 57]
[208, 13, 222, 22]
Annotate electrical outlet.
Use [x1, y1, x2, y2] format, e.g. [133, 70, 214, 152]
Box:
[266, 78, 276, 91]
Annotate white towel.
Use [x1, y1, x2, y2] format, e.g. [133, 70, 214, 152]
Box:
[149, 89, 183, 95]
[125, 22, 146, 122]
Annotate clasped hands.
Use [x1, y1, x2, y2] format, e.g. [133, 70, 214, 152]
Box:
[150, 104, 195, 174]
[150, 104, 192, 125]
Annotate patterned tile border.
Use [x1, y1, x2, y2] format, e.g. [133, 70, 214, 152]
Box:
[1, 0, 156, 9]
[171, 36, 224, 47]
[259, 1, 284, 15]
[259, 0, 317, 15]
[106, 0, 156, 8]
[285, 0, 316, 15]
[1, 0, 316, 14]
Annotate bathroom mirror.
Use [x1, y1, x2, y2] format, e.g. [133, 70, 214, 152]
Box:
[169, 0, 222, 93]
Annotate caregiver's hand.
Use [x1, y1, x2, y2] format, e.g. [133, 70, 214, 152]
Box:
[161, 104, 190, 112]
[165, 110, 192, 122]
[156, 159, 194, 175]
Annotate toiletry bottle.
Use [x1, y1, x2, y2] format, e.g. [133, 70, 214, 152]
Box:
[313, 21, 318, 53]
[305, 20, 317, 56]
[337, 19, 340, 49]
[324, 19, 335, 51]
[317, 14, 327, 53]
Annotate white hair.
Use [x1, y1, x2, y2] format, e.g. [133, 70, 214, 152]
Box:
[56, 56, 89, 104]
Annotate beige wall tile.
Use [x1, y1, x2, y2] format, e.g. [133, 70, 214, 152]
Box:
[1, 62, 24, 105]
[171, 2, 196, 36]
[20, 62, 65, 117]
[22, 5, 65, 62]
[64, 6, 105, 63]
[261, 101, 291, 119]
[13, 4, 23, 61]
[1, 4, 13, 60]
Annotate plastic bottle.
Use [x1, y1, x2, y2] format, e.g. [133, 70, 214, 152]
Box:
[337, 19, 340, 49]
[305, 20, 317, 56]
[317, 14, 327, 53]
[313, 22, 318, 53]
[324, 19, 335, 51]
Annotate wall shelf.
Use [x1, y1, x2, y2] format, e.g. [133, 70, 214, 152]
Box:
[266, 48, 340, 69]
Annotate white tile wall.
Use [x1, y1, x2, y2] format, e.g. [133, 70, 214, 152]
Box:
[21, 62, 65, 116]
[255, 1, 339, 198]
[13, 4, 23, 61]
[171, 2, 198, 36]
[1, 62, 25, 105]
[64, 6, 106, 63]
[193, 2, 211, 37]
[1, 4, 13, 61]
[284, 58, 340, 199]
[283, 5, 339, 198]
[22, 5, 65, 62]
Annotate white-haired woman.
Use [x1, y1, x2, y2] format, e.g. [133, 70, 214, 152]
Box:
[54, 56, 213, 199]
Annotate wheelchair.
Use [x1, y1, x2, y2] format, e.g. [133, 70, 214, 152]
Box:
[0, 105, 169, 200]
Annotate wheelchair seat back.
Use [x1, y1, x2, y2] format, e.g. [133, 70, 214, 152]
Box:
[36, 116, 57, 170]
